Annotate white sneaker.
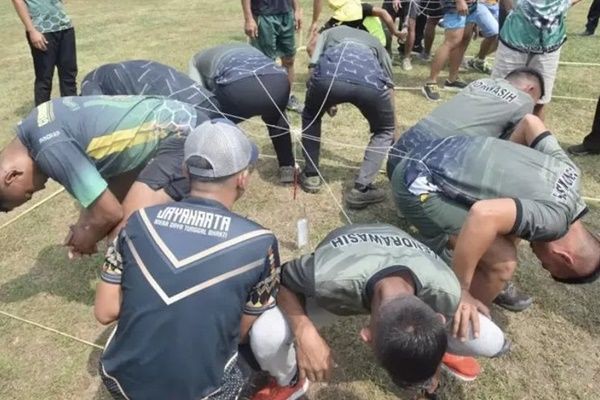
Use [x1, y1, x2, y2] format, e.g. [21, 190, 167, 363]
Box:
[402, 57, 413, 71]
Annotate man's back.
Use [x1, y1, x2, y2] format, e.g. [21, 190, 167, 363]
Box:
[393, 78, 534, 154]
[80, 60, 218, 113]
[283, 223, 461, 319]
[101, 197, 280, 400]
[16, 96, 201, 206]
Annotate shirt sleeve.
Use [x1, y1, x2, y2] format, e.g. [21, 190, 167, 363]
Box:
[510, 198, 570, 241]
[244, 237, 281, 315]
[36, 139, 108, 208]
[101, 235, 124, 285]
[362, 3, 374, 16]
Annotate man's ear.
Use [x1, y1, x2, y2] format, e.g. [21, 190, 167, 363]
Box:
[4, 168, 22, 186]
[237, 169, 250, 190]
[436, 313, 446, 325]
[554, 248, 575, 268]
[360, 327, 373, 344]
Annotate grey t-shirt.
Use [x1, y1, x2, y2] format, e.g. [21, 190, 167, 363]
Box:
[188, 43, 286, 92]
[402, 134, 588, 241]
[392, 78, 534, 155]
[310, 26, 394, 85]
[281, 224, 461, 320]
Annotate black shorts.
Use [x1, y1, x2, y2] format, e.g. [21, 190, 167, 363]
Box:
[135, 135, 189, 201]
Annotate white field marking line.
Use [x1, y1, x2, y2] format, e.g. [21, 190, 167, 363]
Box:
[0, 309, 105, 350]
[0, 188, 65, 230]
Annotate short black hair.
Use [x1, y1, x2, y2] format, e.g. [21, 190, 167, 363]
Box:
[373, 296, 447, 388]
[505, 67, 546, 99]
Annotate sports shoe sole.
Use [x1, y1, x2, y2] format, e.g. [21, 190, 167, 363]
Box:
[289, 379, 310, 400]
[345, 195, 386, 210]
[421, 86, 440, 101]
[441, 364, 478, 382]
[492, 297, 533, 312]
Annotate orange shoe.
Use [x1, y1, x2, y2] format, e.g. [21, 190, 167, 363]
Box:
[252, 378, 309, 400]
[441, 353, 480, 381]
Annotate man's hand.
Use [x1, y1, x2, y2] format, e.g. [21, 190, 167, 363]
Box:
[28, 29, 48, 51]
[64, 225, 99, 257]
[452, 289, 490, 342]
[456, 0, 469, 16]
[295, 9, 303, 31]
[295, 323, 334, 382]
[245, 17, 258, 38]
[393, 0, 402, 11]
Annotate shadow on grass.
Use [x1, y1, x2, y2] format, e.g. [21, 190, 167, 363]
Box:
[88, 326, 116, 400]
[0, 245, 101, 306]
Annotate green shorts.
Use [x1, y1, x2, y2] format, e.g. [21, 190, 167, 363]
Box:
[251, 12, 296, 59]
[391, 161, 468, 255]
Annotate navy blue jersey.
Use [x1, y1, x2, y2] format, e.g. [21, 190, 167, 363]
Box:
[80, 60, 222, 118]
[99, 197, 280, 400]
[190, 44, 287, 92]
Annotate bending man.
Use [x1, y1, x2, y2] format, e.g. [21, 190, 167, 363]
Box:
[390, 125, 600, 342]
[189, 44, 296, 184]
[80, 59, 222, 119]
[0, 96, 207, 255]
[250, 223, 507, 398]
[301, 26, 396, 209]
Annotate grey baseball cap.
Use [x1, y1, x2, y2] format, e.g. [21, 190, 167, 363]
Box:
[184, 119, 259, 179]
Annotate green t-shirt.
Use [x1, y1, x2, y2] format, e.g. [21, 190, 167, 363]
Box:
[281, 224, 461, 320]
[17, 96, 199, 207]
[25, 0, 72, 33]
[500, 0, 570, 54]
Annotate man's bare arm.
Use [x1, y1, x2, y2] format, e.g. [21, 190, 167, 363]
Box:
[94, 281, 122, 325]
[11, 0, 48, 50]
[66, 189, 124, 256]
[241, 0, 258, 38]
[278, 286, 334, 382]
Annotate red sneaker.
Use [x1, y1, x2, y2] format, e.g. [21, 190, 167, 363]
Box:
[252, 378, 309, 400]
[441, 353, 480, 381]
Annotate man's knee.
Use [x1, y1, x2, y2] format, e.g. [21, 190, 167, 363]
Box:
[281, 56, 295, 68]
[250, 308, 292, 359]
[444, 29, 465, 47]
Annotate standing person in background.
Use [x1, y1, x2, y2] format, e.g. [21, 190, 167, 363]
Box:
[568, 95, 600, 156]
[241, 0, 304, 113]
[582, 0, 600, 35]
[11, 0, 78, 106]
[422, 0, 499, 101]
[493, 0, 581, 120]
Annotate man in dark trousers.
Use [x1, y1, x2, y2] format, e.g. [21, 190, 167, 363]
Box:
[568, 95, 600, 155]
[189, 44, 296, 184]
[301, 26, 396, 210]
[81, 60, 222, 119]
[11, 0, 77, 105]
[582, 0, 600, 35]
[95, 120, 292, 400]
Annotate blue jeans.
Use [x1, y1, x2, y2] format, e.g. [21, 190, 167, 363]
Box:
[443, 4, 499, 37]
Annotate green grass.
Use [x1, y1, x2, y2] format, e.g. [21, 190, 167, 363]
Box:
[0, 0, 599, 399]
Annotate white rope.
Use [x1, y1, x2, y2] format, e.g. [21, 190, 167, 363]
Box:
[0, 188, 65, 230]
[0, 309, 105, 350]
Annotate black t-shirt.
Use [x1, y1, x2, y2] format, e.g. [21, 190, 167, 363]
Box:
[251, 0, 291, 15]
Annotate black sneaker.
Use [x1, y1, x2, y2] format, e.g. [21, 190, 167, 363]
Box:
[493, 282, 533, 312]
[581, 30, 595, 36]
[345, 184, 386, 209]
[567, 143, 599, 156]
[422, 82, 441, 101]
[444, 79, 468, 90]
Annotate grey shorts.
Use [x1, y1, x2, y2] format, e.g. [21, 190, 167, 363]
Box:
[136, 135, 189, 201]
[391, 160, 468, 254]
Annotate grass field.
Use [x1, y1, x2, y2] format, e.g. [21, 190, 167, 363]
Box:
[0, 1, 599, 399]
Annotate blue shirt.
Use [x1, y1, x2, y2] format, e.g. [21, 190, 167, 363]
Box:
[99, 197, 280, 400]
[80, 60, 221, 118]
